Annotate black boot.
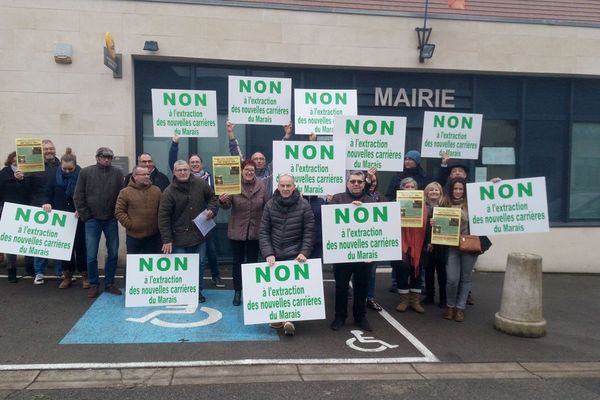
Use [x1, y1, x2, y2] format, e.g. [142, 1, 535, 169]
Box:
[7, 268, 18, 283]
[233, 290, 242, 306]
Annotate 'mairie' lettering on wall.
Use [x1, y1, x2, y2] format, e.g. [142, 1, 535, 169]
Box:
[374, 88, 455, 108]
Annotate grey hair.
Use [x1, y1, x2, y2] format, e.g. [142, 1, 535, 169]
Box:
[173, 160, 188, 170]
[277, 172, 295, 183]
[399, 177, 418, 189]
[137, 152, 153, 163]
[132, 165, 147, 175]
[346, 170, 365, 181]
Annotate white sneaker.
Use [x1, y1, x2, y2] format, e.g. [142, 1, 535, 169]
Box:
[34, 274, 45, 285]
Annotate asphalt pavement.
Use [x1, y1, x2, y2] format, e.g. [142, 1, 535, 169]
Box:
[1, 265, 599, 398]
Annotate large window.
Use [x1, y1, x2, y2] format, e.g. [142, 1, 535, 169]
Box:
[570, 123, 600, 220]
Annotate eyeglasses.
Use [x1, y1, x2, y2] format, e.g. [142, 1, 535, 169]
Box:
[349, 180, 365, 184]
[252, 156, 265, 161]
[174, 168, 190, 173]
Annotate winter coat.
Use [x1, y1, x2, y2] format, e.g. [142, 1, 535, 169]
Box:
[259, 190, 315, 260]
[385, 166, 431, 201]
[220, 178, 267, 241]
[0, 166, 33, 210]
[46, 165, 81, 212]
[115, 177, 162, 239]
[158, 175, 218, 248]
[73, 163, 124, 222]
[31, 157, 60, 206]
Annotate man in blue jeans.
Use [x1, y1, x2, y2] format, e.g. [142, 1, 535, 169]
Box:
[74, 147, 124, 298]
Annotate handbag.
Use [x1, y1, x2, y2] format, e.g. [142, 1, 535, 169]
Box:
[459, 234, 482, 253]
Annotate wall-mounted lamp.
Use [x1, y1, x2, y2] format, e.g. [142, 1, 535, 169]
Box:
[416, 27, 435, 63]
[143, 40, 159, 52]
[54, 42, 73, 64]
[415, 0, 435, 63]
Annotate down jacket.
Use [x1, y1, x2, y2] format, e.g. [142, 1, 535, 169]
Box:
[259, 190, 314, 261]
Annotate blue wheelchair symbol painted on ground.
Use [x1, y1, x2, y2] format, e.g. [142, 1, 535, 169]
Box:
[60, 289, 278, 344]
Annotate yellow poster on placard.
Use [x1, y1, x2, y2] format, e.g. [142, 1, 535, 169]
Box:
[212, 156, 241, 195]
[15, 138, 44, 173]
[431, 207, 462, 246]
[396, 190, 424, 228]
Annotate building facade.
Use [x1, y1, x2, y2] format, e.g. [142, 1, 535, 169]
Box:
[1, 0, 599, 272]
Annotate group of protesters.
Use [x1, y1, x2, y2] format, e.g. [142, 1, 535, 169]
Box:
[0, 123, 484, 336]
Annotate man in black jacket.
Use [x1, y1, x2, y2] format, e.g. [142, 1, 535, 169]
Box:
[259, 173, 315, 336]
[329, 170, 376, 332]
[74, 147, 124, 298]
[124, 153, 170, 192]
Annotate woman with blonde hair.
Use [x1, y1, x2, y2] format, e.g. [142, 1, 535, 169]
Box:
[422, 181, 447, 307]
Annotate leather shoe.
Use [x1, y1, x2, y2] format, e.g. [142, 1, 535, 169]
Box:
[366, 298, 382, 311]
[87, 286, 100, 299]
[354, 318, 373, 332]
[105, 286, 122, 296]
[198, 291, 206, 303]
[232, 291, 241, 306]
[330, 318, 345, 331]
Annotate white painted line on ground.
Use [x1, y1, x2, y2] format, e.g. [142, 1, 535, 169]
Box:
[378, 308, 440, 362]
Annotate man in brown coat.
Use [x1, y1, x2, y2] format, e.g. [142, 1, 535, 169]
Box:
[115, 166, 162, 254]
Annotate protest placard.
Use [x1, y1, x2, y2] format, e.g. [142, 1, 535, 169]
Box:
[272, 141, 346, 196]
[294, 89, 357, 135]
[241, 258, 325, 325]
[467, 177, 550, 236]
[125, 254, 199, 307]
[396, 190, 425, 228]
[228, 76, 291, 125]
[321, 202, 402, 264]
[16, 138, 44, 173]
[421, 111, 483, 159]
[151, 89, 218, 137]
[0, 203, 77, 260]
[431, 207, 462, 246]
[212, 156, 241, 195]
[333, 115, 406, 171]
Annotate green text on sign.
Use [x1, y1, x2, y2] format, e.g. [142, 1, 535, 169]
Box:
[480, 182, 533, 200]
[335, 206, 388, 224]
[433, 115, 473, 129]
[139, 257, 188, 272]
[346, 119, 394, 135]
[305, 92, 347, 105]
[239, 80, 281, 94]
[285, 144, 334, 160]
[255, 263, 309, 283]
[163, 92, 207, 107]
[15, 208, 66, 227]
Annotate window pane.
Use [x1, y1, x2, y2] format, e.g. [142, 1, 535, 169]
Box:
[570, 123, 600, 220]
[478, 120, 517, 181]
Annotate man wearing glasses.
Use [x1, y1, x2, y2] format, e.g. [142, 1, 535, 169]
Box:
[124, 153, 170, 192]
[74, 147, 124, 298]
[328, 171, 376, 332]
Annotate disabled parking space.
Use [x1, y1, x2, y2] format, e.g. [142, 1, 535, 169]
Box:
[0, 269, 436, 367]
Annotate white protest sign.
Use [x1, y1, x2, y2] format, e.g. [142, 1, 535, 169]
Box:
[151, 89, 218, 137]
[228, 76, 292, 125]
[241, 258, 325, 325]
[272, 140, 346, 196]
[421, 111, 483, 159]
[294, 89, 357, 135]
[0, 203, 77, 261]
[125, 254, 199, 307]
[467, 177, 550, 236]
[321, 202, 402, 264]
[334, 115, 406, 171]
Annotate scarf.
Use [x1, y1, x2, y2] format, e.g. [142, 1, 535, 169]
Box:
[55, 165, 80, 198]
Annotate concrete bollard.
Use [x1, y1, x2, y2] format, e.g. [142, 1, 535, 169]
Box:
[494, 252, 546, 338]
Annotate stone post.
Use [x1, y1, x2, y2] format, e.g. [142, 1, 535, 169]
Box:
[494, 252, 546, 338]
